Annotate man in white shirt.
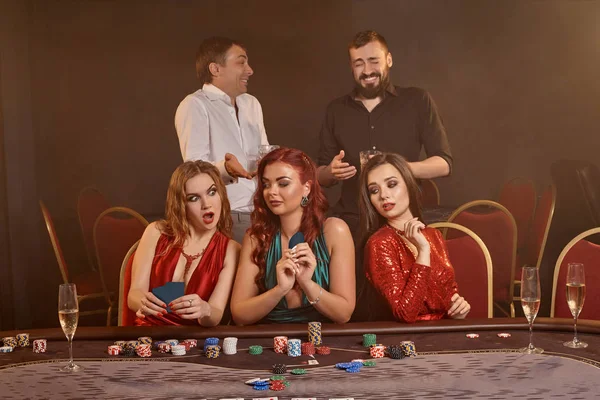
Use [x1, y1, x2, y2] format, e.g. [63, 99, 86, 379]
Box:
[175, 37, 268, 243]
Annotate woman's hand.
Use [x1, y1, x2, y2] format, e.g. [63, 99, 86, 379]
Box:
[135, 292, 167, 319]
[291, 243, 317, 285]
[276, 250, 298, 293]
[170, 294, 211, 320]
[448, 293, 470, 319]
[403, 217, 430, 252]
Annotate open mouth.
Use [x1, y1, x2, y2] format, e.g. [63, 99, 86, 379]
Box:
[382, 203, 395, 211]
[202, 212, 215, 224]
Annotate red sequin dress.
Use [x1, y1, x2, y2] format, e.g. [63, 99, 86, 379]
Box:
[364, 225, 458, 323]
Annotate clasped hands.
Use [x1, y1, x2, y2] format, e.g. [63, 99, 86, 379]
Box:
[136, 292, 211, 320]
[276, 243, 317, 292]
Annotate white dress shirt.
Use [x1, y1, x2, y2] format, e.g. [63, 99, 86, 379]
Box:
[175, 84, 269, 212]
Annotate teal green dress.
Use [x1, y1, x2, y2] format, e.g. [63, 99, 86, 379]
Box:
[264, 231, 331, 323]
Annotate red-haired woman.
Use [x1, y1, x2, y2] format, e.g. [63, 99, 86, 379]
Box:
[128, 161, 240, 326]
[231, 148, 355, 324]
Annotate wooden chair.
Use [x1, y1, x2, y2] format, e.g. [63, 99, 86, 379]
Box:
[430, 222, 493, 318]
[93, 207, 148, 325]
[118, 240, 139, 326]
[39, 200, 108, 318]
[447, 200, 518, 317]
[420, 179, 440, 208]
[550, 227, 600, 319]
[77, 186, 110, 272]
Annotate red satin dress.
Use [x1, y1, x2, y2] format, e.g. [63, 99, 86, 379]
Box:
[135, 231, 230, 326]
[365, 225, 458, 323]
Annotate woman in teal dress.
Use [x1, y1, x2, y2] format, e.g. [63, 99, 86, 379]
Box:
[231, 148, 355, 324]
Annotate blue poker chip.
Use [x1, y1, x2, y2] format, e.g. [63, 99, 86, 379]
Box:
[253, 384, 269, 390]
[346, 367, 362, 373]
[349, 361, 363, 368]
[335, 362, 353, 369]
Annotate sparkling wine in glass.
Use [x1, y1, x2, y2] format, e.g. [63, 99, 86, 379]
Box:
[564, 262, 588, 348]
[520, 267, 543, 354]
[58, 283, 82, 372]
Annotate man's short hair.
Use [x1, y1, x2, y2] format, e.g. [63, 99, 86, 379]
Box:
[195, 36, 246, 85]
[348, 30, 389, 53]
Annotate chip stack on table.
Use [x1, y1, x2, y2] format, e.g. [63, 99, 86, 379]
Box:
[204, 337, 219, 351]
[308, 321, 322, 345]
[126, 340, 140, 351]
[401, 341, 417, 357]
[171, 344, 186, 356]
[107, 345, 121, 356]
[2, 337, 17, 348]
[135, 344, 152, 358]
[369, 345, 385, 358]
[183, 339, 197, 348]
[165, 339, 179, 347]
[138, 336, 152, 345]
[121, 346, 136, 357]
[274, 336, 288, 354]
[222, 337, 238, 355]
[362, 333, 376, 347]
[33, 339, 47, 353]
[114, 340, 126, 350]
[16, 333, 29, 347]
[0, 346, 13, 353]
[249, 345, 263, 355]
[386, 345, 405, 359]
[287, 339, 301, 357]
[157, 342, 171, 353]
[205, 345, 221, 359]
[316, 346, 331, 355]
[301, 342, 315, 355]
[272, 363, 286, 374]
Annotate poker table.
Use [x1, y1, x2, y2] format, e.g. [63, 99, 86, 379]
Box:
[1, 318, 600, 400]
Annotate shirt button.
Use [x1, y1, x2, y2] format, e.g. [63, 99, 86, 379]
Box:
[371, 125, 375, 129]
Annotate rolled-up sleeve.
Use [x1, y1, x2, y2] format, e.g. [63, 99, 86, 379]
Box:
[418, 90, 453, 174]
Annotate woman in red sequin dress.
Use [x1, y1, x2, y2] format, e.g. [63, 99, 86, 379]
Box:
[359, 153, 470, 323]
[128, 161, 240, 326]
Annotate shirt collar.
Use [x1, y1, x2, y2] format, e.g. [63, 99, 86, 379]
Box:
[202, 83, 234, 104]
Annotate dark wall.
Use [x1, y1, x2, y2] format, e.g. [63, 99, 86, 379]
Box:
[2, 0, 599, 328]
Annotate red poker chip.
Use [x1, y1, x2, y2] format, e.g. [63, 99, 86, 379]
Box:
[316, 346, 331, 355]
[497, 333, 512, 338]
[466, 333, 480, 339]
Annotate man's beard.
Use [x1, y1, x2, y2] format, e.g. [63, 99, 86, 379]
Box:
[354, 70, 390, 99]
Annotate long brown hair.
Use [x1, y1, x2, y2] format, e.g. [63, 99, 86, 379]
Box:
[249, 148, 328, 291]
[358, 153, 423, 244]
[159, 161, 233, 251]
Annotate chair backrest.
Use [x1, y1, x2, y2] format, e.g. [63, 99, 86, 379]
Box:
[39, 200, 69, 283]
[118, 240, 139, 326]
[93, 207, 148, 302]
[430, 222, 493, 318]
[447, 200, 517, 312]
[498, 177, 537, 251]
[77, 187, 110, 271]
[551, 227, 600, 319]
[524, 185, 556, 269]
[420, 179, 440, 208]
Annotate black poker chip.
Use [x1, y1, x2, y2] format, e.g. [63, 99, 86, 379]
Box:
[272, 363, 287, 374]
[121, 348, 136, 357]
[387, 345, 405, 359]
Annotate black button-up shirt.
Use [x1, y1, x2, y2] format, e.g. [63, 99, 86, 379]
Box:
[318, 85, 452, 228]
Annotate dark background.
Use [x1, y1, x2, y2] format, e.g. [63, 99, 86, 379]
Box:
[1, 0, 599, 330]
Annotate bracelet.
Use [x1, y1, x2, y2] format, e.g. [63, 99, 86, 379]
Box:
[309, 286, 323, 305]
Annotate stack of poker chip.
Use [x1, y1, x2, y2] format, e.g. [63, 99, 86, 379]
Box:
[287, 339, 301, 357]
[273, 336, 288, 354]
[33, 339, 47, 353]
[335, 361, 362, 373]
[291, 368, 307, 375]
[272, 363, 286, 374]
[165, 339, 179, 347]
[308, 321, 322, 345]
[269, 376, 289, 391]
[362, 360, 376, 367]
[301, 342, 315, 355]
[205, 345, 221, 359]
[2, 337, 17, 348]
[248, 345, 263, 355]
[316, 346, 331, 355]
[157, 342, 171, 354]
[222, 337, 238, 355]
[182, 341, 192, 352]
[387, 345, 405, 359]
[183, 339, 197, 349]
[107, 345, 121, 356]
[171, 344, 186, 356]
[401, 341, 417, 357]
[135, 344, 152, 358]
[252, 379, 270, 391]
[204, 337, 219, 351]
[125, 340, 140, 351]
[138, 336, 152, 345]
[369, 344, 386, 358]
[0, 346, 13, 353]
[121, 346, 136, 357]
[16, 333, 30, 347]
[362, 333, 376, 347]
[114, 340, 126, 350]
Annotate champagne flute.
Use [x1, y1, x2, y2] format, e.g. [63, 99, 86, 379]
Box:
[520, 267, 544, 354]
[58, 283, 82, 372]
[563, 263, 588, 348]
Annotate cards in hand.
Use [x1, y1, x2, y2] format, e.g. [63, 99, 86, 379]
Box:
[151, 282, 184, 312]
[289, 231, 305, 249]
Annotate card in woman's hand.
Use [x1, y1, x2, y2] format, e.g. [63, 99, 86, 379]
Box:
[152, 282, 184, 312]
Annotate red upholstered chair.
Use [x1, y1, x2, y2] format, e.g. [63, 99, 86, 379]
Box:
[94, 207, 148, 325]
[447, 200, 518, 317]
[118, 241, 139, 326]
[498, 177, 537, 264]
[430, 222, 493, 318]
[39, 200, 108, 319]
[420, 179, 440, 208]
[551, 227, 600, 319]
[77, 187, 110, 272]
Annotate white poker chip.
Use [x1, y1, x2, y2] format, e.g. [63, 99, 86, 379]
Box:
[0, 346, 14, 353]
[466, 333, 480, 339]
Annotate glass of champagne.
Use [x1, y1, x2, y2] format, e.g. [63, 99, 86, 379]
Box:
[520, 267, 543, 354]
[58, 283, 82, 372]
[564, 262, 588, 348]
